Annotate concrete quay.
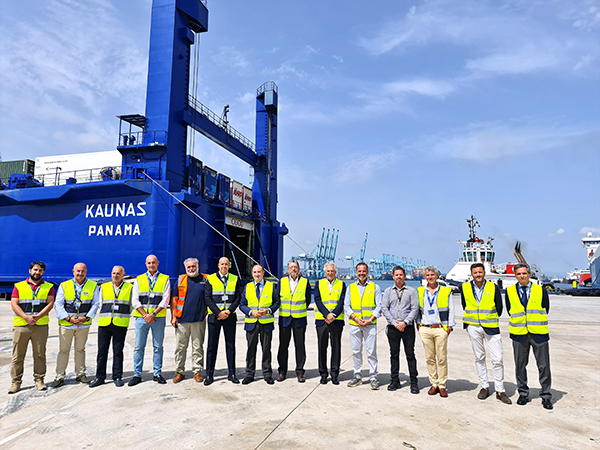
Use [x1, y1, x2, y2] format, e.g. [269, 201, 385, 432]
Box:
[0, 295, 599, 449]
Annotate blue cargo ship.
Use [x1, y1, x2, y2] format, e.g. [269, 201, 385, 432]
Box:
[0, 0, 287, 293]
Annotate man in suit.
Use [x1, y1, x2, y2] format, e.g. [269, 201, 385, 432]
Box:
[240, 264, 280, 385]
[276, 260, 311, 383]
[204, 257, 243, 385]
[461, 263, 511, 404]
[314, 261, 346, 385]
[505, 263, 553, 409]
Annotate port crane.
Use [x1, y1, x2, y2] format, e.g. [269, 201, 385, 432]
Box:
[295, 228, 339, 279]
[345, 233, 368, 270]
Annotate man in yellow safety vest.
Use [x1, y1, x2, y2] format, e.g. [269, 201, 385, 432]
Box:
[505, 263, 553, 410]
[240, 264, 280, 385]
[9, 261, 56, 394]
[89, 266, 132, 388]
[276, 260, 311, 383]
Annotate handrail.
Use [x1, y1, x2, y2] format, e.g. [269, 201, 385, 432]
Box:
[187, 95, 255, 152]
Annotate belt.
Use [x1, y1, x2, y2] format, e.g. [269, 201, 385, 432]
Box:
[421, 324, 443, 328]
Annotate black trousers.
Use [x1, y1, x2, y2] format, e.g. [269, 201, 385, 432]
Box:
[316, 322, 343, 378]
[96, 323, 128, 380]
[277, 323, 306, 376]
[513, 334, 552, 399]
[386, 324, 418, 385]
[205, 315, 237, 378]
[245, 323, 272, 378]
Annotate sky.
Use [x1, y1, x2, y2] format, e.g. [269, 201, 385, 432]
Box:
[1, 0, 599, 276]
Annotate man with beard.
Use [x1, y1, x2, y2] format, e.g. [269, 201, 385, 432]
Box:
[344, 262, 383, 390]
[9, 261, 56, 393]
[171, 258, 207, 384]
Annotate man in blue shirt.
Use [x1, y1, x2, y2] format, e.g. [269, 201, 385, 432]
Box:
[171, 258, 207, 384]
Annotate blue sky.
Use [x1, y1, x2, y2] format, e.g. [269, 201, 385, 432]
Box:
[1, 0, 599, 276]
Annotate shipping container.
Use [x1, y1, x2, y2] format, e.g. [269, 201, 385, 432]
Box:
[186, 155, 203, 193]
[35, 151, 122, 186]
[242, 186, 252, 212]
[217, 174, 231, 205]
[231, 180, 243, 210]
[0, 159, 35, 182]
[202, 166, 217, 201]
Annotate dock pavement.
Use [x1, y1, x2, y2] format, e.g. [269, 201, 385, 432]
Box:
[0, 295, 599, 449]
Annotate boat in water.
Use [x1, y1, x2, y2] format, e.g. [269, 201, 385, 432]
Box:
[445, 216, 545, 290]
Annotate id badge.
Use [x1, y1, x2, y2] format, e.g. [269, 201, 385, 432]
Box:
[74, 301, 82, 309]
[428, 309, 435, 315]
[32, 299, 40, 306]
[112, 304, 119, 312]
[222, 295, 229, 301]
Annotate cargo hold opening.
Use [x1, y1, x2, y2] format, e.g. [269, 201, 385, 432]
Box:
[225, 223, 254, 279]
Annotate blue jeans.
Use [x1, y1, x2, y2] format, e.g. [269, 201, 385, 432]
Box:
[134, 317, 165, 377]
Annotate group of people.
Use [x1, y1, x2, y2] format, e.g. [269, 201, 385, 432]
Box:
[9, 256, 553, 409]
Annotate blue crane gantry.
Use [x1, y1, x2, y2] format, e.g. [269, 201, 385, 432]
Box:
[368, 254, 431, 278]
[294, 228, 339, 279]
[345, 233, 368, 270]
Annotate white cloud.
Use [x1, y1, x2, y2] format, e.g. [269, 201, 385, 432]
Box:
[211, 46, 251, 70]
[383, 79, 456, 98]
[332, 151, 398, 185]
[580, 226, 600, 235]
[416, 120, 600, 163]
[359, 0, 600, 77]
[549, 228, 566, 236]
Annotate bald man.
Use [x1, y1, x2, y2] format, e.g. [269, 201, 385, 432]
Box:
[90, 266, 133, 388]
[129, 255, 171, 386]
[51, 262, 100, 388]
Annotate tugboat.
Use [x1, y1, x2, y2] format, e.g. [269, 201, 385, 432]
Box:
[445, 216, 545, 290]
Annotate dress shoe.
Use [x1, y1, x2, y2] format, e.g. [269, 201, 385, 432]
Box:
[428, 386, 439, 395]
[320, 376, 328, 385]
[331, 377, 339, 385]
[517, 395, 530, 406]
[204, 377, 214, 386]
[276, 373, 286, 382]
[89, 378, 105, 388]
[477, 387, 490, 400]
[193, 373, 203, 383]
[496, 392, 512, 404]
[228, 375, 240, 384]
[410, 385, 420, 394]
[114, 378, 124, 387]
[76, 374, 91, 384]
[297, 374, 306, 383]
[173, 373, 185, 383]
[128, 376, 142, 386]
[387, 381, 401, 391]
[8, 382, 21, 394]
[153, 374, 167, 384]
[242, 376, 254, 385]
[439, 388, 448, 397]
[542, 398, 553, 410]
[264, 377, 275, 385]
[51, 378, 65, 388]
[35, 379, 47, 391]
